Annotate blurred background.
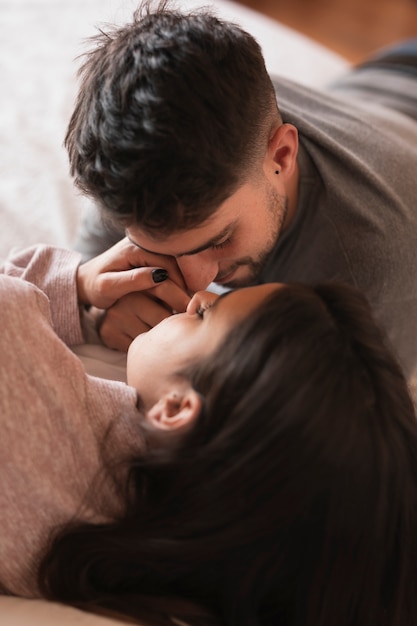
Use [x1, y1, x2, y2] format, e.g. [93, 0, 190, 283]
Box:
[236, 0, 417, 62]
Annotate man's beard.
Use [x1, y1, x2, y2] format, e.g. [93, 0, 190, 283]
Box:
[218, 186, 288, 288]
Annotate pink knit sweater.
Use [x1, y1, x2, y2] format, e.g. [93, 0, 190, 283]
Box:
[0, 245, 143, 597]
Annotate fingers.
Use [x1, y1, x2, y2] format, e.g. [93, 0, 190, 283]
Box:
[86, 266, 190, 311]
[77, 236, 189, 308]
[97, 266, 168, 305]
[77, 237, 194, 352]
[99, 292, 174, 351]
[150, 279, 191, 315]
[122, 238, 187, 291]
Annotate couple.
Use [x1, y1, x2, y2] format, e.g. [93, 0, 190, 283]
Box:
[2, 1, 417, 625]
[2, 239, 417, 626]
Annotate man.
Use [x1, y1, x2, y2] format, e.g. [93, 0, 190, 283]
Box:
[68, 2, 417, 385]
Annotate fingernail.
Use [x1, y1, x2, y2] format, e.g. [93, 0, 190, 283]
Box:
[152, 269, 168, 283]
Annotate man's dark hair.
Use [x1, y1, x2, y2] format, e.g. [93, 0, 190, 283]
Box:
[66, 0, 278, 233]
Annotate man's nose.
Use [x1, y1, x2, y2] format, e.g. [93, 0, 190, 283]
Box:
[176, 255, 218, 293]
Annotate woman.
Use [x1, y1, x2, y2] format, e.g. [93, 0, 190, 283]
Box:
[2, 241, 417, 626]
[0, 238, 273, 597]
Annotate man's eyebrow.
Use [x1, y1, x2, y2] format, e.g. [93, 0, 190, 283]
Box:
[127, 222, 237, 258]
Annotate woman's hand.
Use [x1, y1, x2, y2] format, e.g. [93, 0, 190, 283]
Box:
[77, 236, 188, 308]
[77, 237, 191, 350]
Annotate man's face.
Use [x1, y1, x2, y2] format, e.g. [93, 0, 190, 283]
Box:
[127, 179, 288, 293]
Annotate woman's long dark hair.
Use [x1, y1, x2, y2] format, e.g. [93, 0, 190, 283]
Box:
[39, 283, 417, 626]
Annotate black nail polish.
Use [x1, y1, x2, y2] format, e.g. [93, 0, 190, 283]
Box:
[152, 269, 168, 283]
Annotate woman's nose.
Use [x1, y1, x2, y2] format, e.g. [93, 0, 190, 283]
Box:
[186, 291, 219, 315]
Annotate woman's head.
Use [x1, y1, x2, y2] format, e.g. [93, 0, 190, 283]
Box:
[126, 283, 280, 417]
[40, 282, 417, 626]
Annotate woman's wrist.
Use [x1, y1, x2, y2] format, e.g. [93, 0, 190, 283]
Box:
[76, 262, 91, 306]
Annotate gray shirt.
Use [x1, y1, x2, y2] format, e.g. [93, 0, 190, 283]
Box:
[261, 68, 417, 382]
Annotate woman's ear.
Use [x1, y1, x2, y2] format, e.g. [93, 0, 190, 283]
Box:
[146, 387, 203, 432]
[265, 122, 298, 181]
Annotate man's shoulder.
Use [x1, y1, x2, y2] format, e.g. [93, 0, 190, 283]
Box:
[272, 72, 417, 147]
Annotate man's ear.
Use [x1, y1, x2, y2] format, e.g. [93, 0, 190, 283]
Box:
[146, 387, 203, 432]
[265, 122, 298, 180]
